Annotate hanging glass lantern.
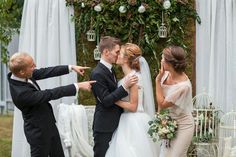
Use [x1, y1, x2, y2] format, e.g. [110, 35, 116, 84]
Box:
[159, 11, 168, 38]
[159, 23, 167, 38]
[94, 45, 101, 60]
[86, 30, 96, 41]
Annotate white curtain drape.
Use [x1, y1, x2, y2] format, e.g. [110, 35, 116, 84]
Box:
[196, 0, 236, 113]
[11, 0, 77, 156]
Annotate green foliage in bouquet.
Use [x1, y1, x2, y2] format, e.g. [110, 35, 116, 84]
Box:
[148, 109, 178, 143]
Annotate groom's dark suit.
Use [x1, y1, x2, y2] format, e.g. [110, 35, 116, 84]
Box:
[90, 62, 128, 157]
[8, 65, 76, 157]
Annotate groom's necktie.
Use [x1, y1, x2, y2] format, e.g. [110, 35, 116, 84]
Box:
[111, 67, 117, 83]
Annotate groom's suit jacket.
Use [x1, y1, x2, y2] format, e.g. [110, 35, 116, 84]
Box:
[7, 65, 76, 145]
[90, 62, 128, 133]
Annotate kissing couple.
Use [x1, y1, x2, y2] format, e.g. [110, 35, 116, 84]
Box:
[90, 36, 160, 157]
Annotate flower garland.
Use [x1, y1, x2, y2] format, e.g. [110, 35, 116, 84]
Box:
[66, 0, 200, 64]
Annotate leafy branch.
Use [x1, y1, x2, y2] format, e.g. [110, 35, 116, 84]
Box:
[0, 0, 23, 63]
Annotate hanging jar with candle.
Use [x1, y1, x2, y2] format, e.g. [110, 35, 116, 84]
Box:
[93, 45, 101, 60]
[159, 11, 168, 38]
[86, 30, 96, 41]
[159, 23, 167, 38]
[93, 28, 101, 60]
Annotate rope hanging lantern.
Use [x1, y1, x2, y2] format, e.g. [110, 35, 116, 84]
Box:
[159, 11, 168, 38]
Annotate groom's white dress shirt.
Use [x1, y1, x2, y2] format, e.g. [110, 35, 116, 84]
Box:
[100, 59, 127, 91]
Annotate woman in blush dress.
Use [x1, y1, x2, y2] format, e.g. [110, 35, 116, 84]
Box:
[105, 43, 160, 157]
[156, 46, 194, 157]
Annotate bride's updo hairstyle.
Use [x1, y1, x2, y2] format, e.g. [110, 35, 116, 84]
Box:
[163, 46, 187, 73]
[121, 43, 142, 71]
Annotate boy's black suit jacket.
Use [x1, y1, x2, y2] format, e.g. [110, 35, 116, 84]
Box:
[7, 65, 76, 144]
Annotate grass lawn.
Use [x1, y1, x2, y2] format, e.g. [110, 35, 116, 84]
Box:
[0, 115, 13, 157]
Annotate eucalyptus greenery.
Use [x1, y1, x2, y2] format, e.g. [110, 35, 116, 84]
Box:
[0, 0, 23, 63]
[148, 109, 178, 145]
[67, 0, 200, 66]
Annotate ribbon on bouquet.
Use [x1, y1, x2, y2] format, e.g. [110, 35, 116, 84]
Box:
[161, 139, 171, 148]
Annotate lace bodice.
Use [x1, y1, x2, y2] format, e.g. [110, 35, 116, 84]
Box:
[118, 70, 145, 112]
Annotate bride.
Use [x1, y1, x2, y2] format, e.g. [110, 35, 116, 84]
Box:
[105, 43, 160, 157]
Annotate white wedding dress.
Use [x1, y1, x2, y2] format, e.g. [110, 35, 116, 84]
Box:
[105, 70, 160, 157]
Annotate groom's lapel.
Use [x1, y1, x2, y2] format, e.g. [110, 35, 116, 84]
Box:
[98, 63, 117, 84]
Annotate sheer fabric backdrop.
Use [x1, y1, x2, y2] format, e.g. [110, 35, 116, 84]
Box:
[11, 0, 76, 156]
[196, 0, 236, 112]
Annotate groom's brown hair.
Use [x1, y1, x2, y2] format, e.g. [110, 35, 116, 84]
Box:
[99, 36, 121, 54]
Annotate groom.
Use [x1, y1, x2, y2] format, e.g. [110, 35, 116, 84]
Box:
[8, 52, 95, 157]
[90, 36, 138, 157]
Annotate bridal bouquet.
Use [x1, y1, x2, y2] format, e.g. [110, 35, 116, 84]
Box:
[148, 109, 178, 146]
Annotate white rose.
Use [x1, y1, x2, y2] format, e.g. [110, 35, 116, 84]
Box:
[163, 0, 171, 10]
[94, 4, 102, 12]
[138, 5, 146, 13]
[158, 128, 164, 134]
[159, 127, 169, 134]
[163, 128, 170, 134]
[119, 6, 127, 13]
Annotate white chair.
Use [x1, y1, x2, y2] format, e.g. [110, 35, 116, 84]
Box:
[219, 111, 236, 157]
[57, 104, 95, 157]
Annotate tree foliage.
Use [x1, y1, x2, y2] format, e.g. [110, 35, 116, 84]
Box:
[0, 0, 23, 63]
